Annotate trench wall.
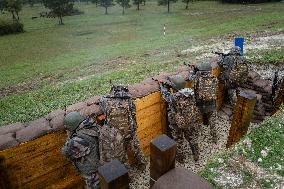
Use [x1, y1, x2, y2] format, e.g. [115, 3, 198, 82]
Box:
[0, 68, 190, 189]
[0, 65, 276, 189]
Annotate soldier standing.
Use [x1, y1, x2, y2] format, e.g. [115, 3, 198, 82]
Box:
[189, 62, 218, 143]
[217, 46, 249, 104]
[61, 112, 100, 189]
[99, 84, 146, 169]
[159, 75, 203, 162]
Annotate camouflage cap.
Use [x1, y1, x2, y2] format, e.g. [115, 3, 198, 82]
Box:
[64, 112, 85, 132]
[168, 75, 186, 90]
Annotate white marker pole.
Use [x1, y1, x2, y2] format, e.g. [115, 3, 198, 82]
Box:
[163, 24, 166, 37]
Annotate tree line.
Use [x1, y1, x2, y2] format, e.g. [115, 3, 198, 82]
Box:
[0, 0, 194, 25]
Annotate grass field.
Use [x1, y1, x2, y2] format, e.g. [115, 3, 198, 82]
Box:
[0, 1, 284, 126]
[200, 109, 284, 188]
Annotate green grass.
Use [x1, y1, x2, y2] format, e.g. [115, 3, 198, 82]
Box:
[0, 1, 284, 126]
[200, 110, 284, 188]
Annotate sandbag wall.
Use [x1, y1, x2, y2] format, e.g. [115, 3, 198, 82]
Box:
[217, 70, 274, 123]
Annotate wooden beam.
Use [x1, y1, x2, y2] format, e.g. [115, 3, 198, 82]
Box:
[150, 134, 176, 187]
[272, 80, 284, 115]
[216, 82, 225, 111]
[0, 130, 85, 189]
[226, 91, 257, 148]
[98, 159, 130, 189]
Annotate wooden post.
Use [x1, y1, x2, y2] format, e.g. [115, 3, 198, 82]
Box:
[98, 159, 130, 189]
[216, 82, 225, 111]
[272, 80, 284, 115]
[150, 134, 176, 187]
[226, 91, 257, 148]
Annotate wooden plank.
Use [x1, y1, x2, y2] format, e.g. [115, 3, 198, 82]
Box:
[216, 82, 225, 111]
[138, 127, 163, 156]
[150, 135, 176, 187]
[136, 103, 162, 121]
[0, 131, 66, 162]
[46, 174, 85, 189]
[134, 92, 162, 112]
[22, 164, 84, 189]
[136, 112, 162, 132]
[0, 131, 85, 189]
[226, 91, 257, 148]
[135, 92, 167, 156]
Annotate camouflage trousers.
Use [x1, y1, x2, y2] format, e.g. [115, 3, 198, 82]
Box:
[168, 115, 200, 162]
[84, 172, 100, 189]
[205, 111, 218, 144]
[121, 136, 147, 170]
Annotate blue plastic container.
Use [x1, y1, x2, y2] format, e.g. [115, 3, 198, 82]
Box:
[235, 37, 244, 55]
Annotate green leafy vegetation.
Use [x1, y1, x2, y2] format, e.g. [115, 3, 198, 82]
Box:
[200, 110, 284, 188]
[0, 19, 23, 35]
[247, 48, 284, 64]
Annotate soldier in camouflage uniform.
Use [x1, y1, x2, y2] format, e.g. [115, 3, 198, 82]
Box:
[189, 62, 218, 144]
[217, 46, 249, 104]
[159, 75, 203, 162]
[61, 112, 100, 189]
[99, 85, 146, 169]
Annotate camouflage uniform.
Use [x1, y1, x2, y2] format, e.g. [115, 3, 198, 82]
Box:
[160, 81, 203, 162]
[190, 63, 218, 143]
[218, 47, 249, 104]
[61, 117, 100, 189]
[99, 85, 146, 169]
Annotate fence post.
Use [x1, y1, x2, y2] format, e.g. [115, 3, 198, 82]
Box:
[98, 159, 130, 189]
[150, 134, 176, 187]
[226, 90, 257, 148]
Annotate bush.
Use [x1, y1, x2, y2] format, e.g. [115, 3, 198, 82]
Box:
[0, 20, 23, 36]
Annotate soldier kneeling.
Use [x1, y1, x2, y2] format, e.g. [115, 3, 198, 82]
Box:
[61, 112, 100, 189]
[160, 75, 203, 162]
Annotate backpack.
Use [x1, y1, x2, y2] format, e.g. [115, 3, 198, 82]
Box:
[98, 85, 143, 165]
[194, 71, 217, 102]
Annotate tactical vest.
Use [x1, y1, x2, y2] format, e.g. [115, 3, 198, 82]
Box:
[160, 86, 202, 130]
[98, 86, 138, 165]
[64, 121, 100, 175]
[222, 55, 248, 87]
[194, 71, 217, 102]
[171, 92, 202, 129]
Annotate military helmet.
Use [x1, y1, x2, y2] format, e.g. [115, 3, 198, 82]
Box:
[196, 62, 212, 71]
[168, 75, 186, 90]
[64, 112, 85, 132]
[229, 46, 241, 56]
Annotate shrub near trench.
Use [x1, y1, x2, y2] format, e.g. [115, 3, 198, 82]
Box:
[0, 19, 23, 36]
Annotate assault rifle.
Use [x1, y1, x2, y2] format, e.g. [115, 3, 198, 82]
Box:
[152, 78, 178, 112]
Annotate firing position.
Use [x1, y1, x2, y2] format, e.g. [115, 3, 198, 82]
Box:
[189, 62, 218, 144]
[159, 75, 203, 162]
[99, 84, 146, 169]
[61, 112, 100, 189]
[216, 46, 249, 104]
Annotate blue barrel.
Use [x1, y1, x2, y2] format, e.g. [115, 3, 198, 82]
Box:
[235, 37, 244, 55]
